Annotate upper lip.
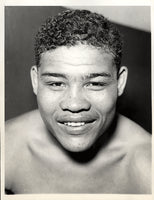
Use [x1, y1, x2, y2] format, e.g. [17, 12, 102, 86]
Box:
[57, 115, 97, 123]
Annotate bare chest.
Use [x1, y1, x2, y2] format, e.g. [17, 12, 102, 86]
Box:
[11, 154, 131, 194]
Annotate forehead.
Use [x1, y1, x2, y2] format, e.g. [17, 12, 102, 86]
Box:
[39, 45, 115, 74]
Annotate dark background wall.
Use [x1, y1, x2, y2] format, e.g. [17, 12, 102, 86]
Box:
[5, 6, 151, 132]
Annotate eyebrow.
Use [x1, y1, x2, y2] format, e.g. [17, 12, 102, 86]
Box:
[85, 73, 111, 79]
[41, 72, 111, 79]
[41, 73, 66, 78]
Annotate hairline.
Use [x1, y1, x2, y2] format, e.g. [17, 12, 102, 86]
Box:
[37, 43, 117, 69]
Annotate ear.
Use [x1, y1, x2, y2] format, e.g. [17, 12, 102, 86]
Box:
[117, 66, 128, 96]
[30, 66, 38, 95]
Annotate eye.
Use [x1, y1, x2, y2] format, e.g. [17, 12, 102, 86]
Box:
[47, 82, 66, 90]
[85, 82, 107, 90]
[50, 82, 64, 87]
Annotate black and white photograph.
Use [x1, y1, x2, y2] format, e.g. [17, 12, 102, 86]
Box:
[1, 1, 153, 199]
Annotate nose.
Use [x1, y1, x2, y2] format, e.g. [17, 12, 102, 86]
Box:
[60, 86, 91, 113]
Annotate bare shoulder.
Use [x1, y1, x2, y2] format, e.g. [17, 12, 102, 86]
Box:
[118, 114, 151, 142]
[5, 110, 43, 188]
[5, 109, 45, 156]
[5, 109, 43, 154]
[5, 109, 44, 141]
[118, 114, 151, 193]
[118, 114, 151, 160]
[6, 109, 42, 132]
[128, 139, 151, 193]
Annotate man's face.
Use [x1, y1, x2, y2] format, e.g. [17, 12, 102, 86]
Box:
[32, 45, 120, 152]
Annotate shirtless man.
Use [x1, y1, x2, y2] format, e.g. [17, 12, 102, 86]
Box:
[5, 9, 151, 194]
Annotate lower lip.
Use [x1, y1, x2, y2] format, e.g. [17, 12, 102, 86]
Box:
[57, 121, 96, 135]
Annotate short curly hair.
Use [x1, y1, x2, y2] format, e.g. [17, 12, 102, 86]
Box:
[35, 9, 123, 69]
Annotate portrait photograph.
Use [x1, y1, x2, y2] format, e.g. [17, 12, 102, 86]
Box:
[1, 1, 153, 200]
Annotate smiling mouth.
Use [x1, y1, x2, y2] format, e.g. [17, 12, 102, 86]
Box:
[64, 122, 85, 127]
[59, 120, 95, 127]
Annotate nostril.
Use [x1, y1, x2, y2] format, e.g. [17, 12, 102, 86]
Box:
[60, 98, 91, 112]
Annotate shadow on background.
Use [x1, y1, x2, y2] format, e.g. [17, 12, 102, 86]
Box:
[5, 6, 151, 133]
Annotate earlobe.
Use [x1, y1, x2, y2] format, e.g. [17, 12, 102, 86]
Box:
[117, 66, 128, 96]
[30, 66, 38, 95]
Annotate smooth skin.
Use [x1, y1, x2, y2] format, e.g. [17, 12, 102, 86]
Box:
[5, 45, 151, 194]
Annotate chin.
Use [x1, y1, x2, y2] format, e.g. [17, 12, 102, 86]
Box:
[60, 139, 95, 153]
[64, 146, 89, 153]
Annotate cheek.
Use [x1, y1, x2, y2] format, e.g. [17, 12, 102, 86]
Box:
[87, 86, 118, 113]
[36, 87, 62, 113]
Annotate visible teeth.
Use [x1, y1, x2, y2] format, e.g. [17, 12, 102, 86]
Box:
[64, 122, 85, 127]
